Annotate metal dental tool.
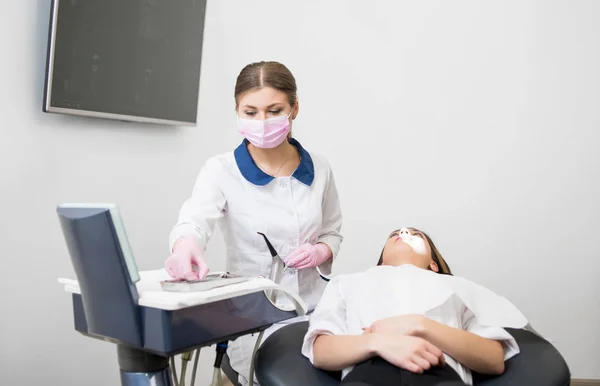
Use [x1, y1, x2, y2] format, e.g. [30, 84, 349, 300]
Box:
[248, 232, 306, 386]
[316, 265, 331, 282]
[257, 232, 285, 289]
[256, 232, 300, 302]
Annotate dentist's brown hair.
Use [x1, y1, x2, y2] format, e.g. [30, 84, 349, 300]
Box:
[234, 61, 298, 109]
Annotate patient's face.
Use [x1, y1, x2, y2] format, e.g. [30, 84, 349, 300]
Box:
[381, 228, 438, 271]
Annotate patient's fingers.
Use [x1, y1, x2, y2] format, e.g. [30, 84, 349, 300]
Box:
[399, 359, 423, 374]
[424, 341, 443, 358]
[421, 350, 442, 367]
[411, 354, 432, 371]
[424, 343, 445, 366]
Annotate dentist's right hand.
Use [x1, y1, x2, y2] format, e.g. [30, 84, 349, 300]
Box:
[165, 236, 210, 280]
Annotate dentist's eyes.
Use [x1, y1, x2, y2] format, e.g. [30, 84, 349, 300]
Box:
[243, 110, 282, 117]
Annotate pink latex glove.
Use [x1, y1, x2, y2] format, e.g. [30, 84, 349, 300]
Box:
[165, 236, 209, 280]
[284, 243, 331, 270]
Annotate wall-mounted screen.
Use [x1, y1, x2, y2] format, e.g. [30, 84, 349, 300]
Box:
[43, 0, 207, 126]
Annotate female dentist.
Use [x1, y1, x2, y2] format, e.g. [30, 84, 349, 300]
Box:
[165, 61, 343, 385]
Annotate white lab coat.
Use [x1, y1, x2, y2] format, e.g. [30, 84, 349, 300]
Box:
[302, 265, 527, 385]
[170, 139, 343, 385]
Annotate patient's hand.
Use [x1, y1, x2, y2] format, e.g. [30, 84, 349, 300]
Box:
[363, 315, 427, 337]
[372, 333, 445, 374]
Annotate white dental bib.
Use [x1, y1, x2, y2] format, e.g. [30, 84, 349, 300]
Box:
[351, 264, 527, 329]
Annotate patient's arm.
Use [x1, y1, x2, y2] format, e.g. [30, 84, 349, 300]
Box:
[305, 278, 378, 371]
[367, 314, 502, 374]
[313, 333, 445, 373]
[418, 316, 505, 375]
[312, 334, 376, 371]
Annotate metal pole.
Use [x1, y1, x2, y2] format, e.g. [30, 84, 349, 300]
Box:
[117, 344, 173, 386]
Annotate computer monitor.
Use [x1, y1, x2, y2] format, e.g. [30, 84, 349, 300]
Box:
[57, 203, 140, 284]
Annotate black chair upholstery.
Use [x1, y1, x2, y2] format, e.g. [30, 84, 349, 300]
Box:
[255, 321, 571, 386]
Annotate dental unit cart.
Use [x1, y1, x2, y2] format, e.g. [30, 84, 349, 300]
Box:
[56, 204, 306, 386]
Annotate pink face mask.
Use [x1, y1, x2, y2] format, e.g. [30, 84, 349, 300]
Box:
[237, 113, 292, 149]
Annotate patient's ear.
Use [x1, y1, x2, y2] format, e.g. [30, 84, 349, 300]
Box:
[429, 261, 439, 272]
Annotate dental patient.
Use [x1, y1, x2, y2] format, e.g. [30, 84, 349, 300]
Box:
[302, 228, 527, 386]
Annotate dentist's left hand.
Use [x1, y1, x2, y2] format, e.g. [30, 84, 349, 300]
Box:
[284, 243, 332, 270]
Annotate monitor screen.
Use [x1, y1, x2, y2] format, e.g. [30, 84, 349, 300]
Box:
[43, 0, 207, 125]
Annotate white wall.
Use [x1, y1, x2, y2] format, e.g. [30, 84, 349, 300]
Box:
[1, 0, 598, 383]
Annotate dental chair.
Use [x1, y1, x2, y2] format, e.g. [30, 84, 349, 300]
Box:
[251, 320, 571, 386]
